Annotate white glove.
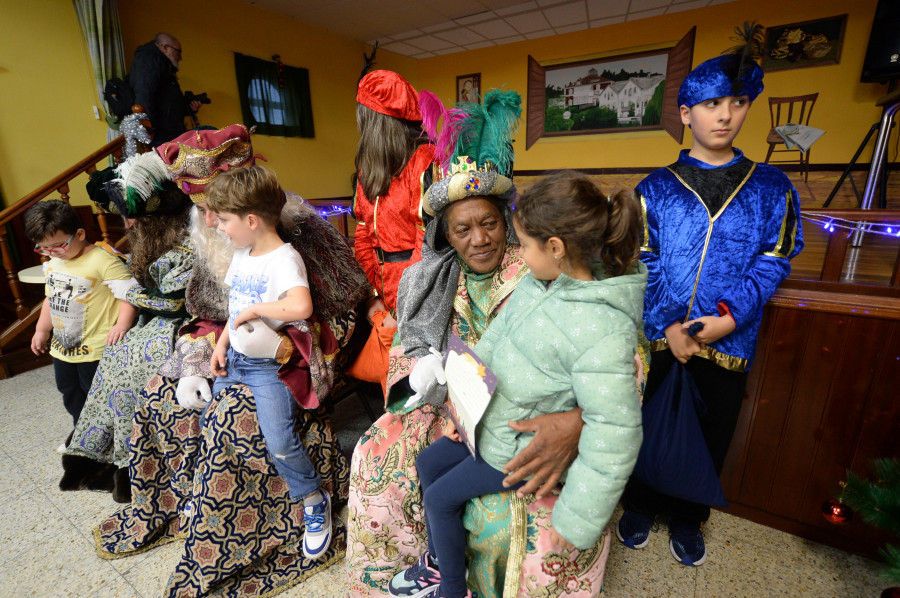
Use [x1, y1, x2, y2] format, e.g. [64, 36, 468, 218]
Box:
[103, 277, 140, 300]
[176, 376, 212, 410]
[405, 347, 446, 408]
[232, 318, 283, 359]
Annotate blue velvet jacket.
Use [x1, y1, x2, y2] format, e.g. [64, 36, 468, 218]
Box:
[636, 149, 803, 371]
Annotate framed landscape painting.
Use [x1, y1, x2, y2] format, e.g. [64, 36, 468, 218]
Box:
[542, 50, 669, 135]
[526, 27, 695, 149]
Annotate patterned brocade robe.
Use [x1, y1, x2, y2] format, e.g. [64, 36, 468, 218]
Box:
[348, 244, 627, 598]
[68, 244, 194, 468]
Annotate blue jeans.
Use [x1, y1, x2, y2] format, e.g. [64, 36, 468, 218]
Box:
[211, 347, 321, 500]
[417, 437, 523, 598]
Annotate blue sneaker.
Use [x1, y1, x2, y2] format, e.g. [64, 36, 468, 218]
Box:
[669, 520, 707, 566]
[616, 509, 655, 549]
[388, 551, 441, 598]
[302, 489, 332, 560]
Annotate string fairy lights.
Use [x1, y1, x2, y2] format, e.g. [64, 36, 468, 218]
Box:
[314, 205, 354, 219]
[801, 212, 900, 238]
[309, 208, 900, 239]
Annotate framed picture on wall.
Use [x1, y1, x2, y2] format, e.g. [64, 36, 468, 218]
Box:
[526, 27, 695, 149]
[457, 73, 481, 103]
[763, 15, 847, 72]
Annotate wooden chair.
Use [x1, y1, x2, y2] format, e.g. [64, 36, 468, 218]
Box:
[764, 93, 819, 182]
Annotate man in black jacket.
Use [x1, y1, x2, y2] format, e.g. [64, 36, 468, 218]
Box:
[130, 33, 202, 146]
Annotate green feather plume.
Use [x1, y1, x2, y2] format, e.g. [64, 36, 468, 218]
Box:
[450, 89, 522, 177]
[451, 101, 483, 169]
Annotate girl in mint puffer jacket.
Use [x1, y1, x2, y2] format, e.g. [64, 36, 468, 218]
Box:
[389, 172, 646, 598]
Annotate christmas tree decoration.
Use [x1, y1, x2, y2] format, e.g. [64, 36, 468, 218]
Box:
[881, 588, 900, 598]
[841, 458, 900, 584]
[821, 497, 853, 525]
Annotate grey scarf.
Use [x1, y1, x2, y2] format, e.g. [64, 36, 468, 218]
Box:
[397, 204, 518, 360]
[396, 241, 460, 361]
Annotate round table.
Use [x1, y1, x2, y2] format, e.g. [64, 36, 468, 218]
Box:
[17, 265, 46, 284]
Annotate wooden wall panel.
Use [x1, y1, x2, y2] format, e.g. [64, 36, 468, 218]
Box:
[799, 316, 884, 527]
[849, 321, 900, 470]
[847, 321, 900, 550]
[735, 308, 811, 508]
[767, 311, 847, 520]
[719, 310, 776, 498]
[722, 296, 900, 558]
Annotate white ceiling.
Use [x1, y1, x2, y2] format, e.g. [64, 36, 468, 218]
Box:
[242, 0, 736, 58]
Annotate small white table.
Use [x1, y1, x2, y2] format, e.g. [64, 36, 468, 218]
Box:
[17, 265, 46, 284]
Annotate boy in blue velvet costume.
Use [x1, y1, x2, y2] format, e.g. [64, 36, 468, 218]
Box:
[616, 53, 804, 566]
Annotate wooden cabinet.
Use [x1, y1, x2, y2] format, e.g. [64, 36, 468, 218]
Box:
[720, 284, 900, 558]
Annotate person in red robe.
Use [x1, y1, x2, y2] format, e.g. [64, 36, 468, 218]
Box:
[353, 70, 436, 317]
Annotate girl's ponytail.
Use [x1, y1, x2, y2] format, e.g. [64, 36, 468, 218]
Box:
[516, 171, 641, 277]
[598, 190, 641, 277]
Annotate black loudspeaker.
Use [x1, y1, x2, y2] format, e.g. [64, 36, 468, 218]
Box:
[861, 0, 900, 82]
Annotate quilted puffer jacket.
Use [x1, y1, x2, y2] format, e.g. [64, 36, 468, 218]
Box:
[474, 261, 647, 549]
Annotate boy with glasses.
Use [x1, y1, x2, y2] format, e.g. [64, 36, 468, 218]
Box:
[25, 200, 136, 443]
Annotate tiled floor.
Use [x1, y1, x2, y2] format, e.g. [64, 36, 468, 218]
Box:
[0, 365, 889, 597]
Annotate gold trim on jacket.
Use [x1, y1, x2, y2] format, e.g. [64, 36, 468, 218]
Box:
[649, 338, 748, 372]
[763, 188, 799, 258]
[638, 191, 655, 254]
[665, 163, 756, 320]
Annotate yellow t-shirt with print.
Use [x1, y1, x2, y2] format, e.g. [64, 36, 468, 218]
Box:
[44, 244, 132, 363]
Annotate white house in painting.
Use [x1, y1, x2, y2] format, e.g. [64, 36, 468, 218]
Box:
[595, 83, 619, 111]
[564, 68, 612, 108]
[617, 75, 664, 119]
[564, 71, 664, 122]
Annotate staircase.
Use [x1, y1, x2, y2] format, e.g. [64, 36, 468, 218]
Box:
[0, 102, 362, 380]
[0, 136, 127, 379]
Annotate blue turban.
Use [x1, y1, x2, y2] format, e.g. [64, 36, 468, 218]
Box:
[677, 54, 764, 108]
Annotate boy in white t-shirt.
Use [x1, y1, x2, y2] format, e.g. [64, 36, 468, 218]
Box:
[205, 165, 331, 560]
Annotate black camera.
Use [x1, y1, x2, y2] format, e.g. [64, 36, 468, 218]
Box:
[184, 91, 211, 105]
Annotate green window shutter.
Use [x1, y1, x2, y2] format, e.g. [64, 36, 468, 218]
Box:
[234, 52, 314, 138]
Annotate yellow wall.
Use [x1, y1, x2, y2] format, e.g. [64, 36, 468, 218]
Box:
[0, 0, 890, 210]
[0, 0, 109, 207]
[117, 0, 417, 200]
[416, 0, 885, 170]
[0, 0, 417, 209]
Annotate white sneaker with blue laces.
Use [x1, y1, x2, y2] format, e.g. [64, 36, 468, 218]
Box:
[302, 489, 332, 560]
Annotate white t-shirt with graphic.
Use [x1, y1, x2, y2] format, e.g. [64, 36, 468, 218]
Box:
[224, 243, 309, 356]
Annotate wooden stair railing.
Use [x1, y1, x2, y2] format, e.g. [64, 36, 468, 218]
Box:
[0, 136, 126, 378]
